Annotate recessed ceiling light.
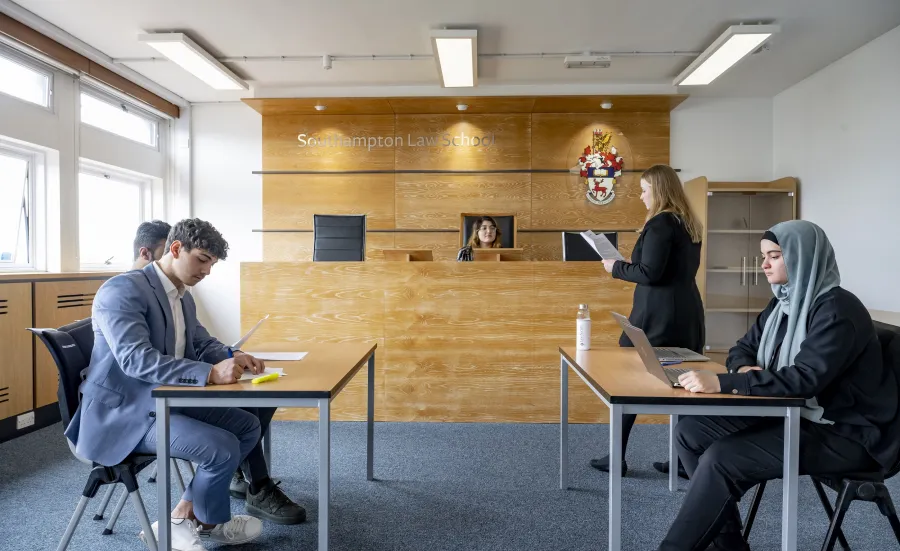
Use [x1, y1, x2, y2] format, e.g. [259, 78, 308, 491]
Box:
[674, 24, 780, 86]
[457, 103, 468, 111]
[314, 104, 326, 111]
[600, 101, 613, 110]
[138, 32, 248, 90]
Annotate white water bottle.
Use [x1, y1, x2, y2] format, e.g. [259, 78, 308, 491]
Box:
[576, 304, 591, 350]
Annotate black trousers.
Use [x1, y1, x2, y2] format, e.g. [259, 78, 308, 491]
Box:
[657, 415, 877, 551]
[239, 407, 277, 485]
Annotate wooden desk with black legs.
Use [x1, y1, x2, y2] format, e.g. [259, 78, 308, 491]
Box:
[151, 343, 377, 551]
[558, 346, 805, 551]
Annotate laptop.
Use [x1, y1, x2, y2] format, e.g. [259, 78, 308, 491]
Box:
[611, 312, 702, 388]
[610, 312, 709, 363]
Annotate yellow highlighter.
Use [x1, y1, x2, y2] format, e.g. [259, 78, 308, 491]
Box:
[251, 372, 279, 385]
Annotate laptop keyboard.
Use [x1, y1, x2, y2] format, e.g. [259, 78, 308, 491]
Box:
[665, 367, 690, 382]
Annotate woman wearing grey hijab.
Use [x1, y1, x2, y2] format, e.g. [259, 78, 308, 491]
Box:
[656, 220, 899, 551]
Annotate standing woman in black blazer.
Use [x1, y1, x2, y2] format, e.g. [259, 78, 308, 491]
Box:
[590, 164, 705, 477]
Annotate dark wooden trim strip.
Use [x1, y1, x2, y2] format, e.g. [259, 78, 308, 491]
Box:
[253, 168, 675, 175]
[0, 13, 179, 118]
[252, 228, 639, 234]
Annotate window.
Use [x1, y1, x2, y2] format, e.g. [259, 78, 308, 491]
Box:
[81, 90, 159, 147]
[79, 164, 151, 269]
[0, 148, 34, 268]
[0, 49, 52, 108]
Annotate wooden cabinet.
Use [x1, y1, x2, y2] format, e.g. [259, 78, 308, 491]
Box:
[685, 177, 798, 355]
[33, 280, 103, 408]
[0, 283, 34, 419]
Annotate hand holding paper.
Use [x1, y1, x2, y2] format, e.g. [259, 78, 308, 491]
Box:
[581, 230, 625, 261]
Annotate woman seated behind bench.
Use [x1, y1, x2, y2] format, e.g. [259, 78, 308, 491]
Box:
[457, 216, 503, 262]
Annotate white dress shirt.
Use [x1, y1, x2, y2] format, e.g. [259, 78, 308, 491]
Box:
[152, 261, 186, 359]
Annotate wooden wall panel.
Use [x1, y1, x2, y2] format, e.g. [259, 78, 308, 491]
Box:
[34, 281, 103, 408]
[618, 231, 641, 259]
[0, 283, 33, 418]
[242, 262, 652, 423]
[263, 174, 395, 230]
[262, 233, 394, 262]
[263, 115, 395, 171]
[394, 115, 531, 170]
[531, 113, 669, 170]
[531, 173, 646, 229]
[392, 233, 459, 261]
[395, 174, 531, 230]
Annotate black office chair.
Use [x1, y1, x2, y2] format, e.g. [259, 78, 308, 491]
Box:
[313, 214, 366, 261]
[29, 319, 159, 551]
[741, 321, 900, 551]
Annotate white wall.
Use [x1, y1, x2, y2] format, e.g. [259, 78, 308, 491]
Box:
[189, 103, 263, 343]
[671, 96, 774, 184]
[774, 24, 900, 312]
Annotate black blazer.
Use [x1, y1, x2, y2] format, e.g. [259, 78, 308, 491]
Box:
[720, 287, 899, 469]
[612, 212, 705, 352]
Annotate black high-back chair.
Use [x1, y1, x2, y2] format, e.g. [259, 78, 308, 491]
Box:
[741, 321, 900, 551]
[313, 214, 366, 261]
[29, 319, 159, 551]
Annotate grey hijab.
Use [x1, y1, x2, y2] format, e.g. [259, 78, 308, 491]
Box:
[756, 220, 841, 423]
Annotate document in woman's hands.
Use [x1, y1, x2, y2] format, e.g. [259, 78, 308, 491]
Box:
[580, 230, 625, 261]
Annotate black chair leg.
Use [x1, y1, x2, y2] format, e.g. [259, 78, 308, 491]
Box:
[873, 484, 900, 545]
[742, 481, 766, 540]
[822, 482, 857, 551]
[813, 479, 852, 551]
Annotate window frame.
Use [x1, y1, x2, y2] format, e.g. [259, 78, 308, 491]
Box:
[0, 141, 41, 271]
[0, 45, 54, 111]
[80, 86, 161, 150]
[78, 161, 154, 271]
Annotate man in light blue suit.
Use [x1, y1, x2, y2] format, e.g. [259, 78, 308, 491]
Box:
[66, 219, 280, 549]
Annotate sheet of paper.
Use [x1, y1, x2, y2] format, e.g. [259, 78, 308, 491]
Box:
[232, 314, 269, 349]
[248, 352, 308, 361]
[238, 367, 285, 381]
[580, 230, 625, 261]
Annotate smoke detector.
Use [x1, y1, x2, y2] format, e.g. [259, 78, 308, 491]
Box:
[563, 55, 611, 69]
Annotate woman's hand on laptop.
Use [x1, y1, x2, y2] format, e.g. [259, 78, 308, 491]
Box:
[233, 351, 266, 374]
[678, 370, 721, 394]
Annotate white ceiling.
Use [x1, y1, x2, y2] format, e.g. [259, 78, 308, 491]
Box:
[6, 0, 900, 103]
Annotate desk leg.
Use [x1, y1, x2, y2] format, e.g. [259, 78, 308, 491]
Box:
[155, 398, 170, 551]
[367, 352, 375, 481]
[559, 356, 568, 490]
[609, 404, 623, 551]
[669, 414, 679, 492]
[782, 407, 800, 551]
[263, 432, 272, 475]
[318, 399, 331, 551]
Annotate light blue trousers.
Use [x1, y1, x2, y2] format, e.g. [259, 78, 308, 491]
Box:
[134, 407, 260, 525]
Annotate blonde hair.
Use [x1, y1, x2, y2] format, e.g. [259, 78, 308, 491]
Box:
[641, 164, 703, 243]
[467, 216, 503, 248]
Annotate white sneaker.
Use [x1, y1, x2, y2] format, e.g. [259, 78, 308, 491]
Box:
[138, 518, 204, 551]
[198, 515, 262, 545]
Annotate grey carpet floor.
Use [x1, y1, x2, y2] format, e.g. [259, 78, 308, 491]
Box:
[1, 421, 898, 550]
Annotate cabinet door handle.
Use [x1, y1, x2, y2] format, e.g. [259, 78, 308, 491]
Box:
[740, 257, 746, 286]
[754, 257, 759, 285]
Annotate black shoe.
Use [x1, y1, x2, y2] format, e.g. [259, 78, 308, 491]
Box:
[229, 470, 249, 499]
[589, 456, 628, 476]
[246, 481, 306, 525]
[653, 460, 689, 480]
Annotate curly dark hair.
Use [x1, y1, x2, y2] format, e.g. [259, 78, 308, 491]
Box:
[166, 218, 229, 260]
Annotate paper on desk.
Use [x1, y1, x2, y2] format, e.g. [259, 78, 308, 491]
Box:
[248, 352, 308, 361]
[580, 230, 625, 261]
[238, 367, 285, 381]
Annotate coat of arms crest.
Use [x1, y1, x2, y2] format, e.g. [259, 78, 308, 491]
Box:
[570, 129, 623, 205]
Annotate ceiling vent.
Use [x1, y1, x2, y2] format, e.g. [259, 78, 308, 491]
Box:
[563, 55, 611, 69]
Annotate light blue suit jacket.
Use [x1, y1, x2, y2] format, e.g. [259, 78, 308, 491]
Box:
[65, 263, 231, 466]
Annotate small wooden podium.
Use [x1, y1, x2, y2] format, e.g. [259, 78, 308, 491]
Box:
[472, 248, 525, 261]
[383, 249, 434, 262]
